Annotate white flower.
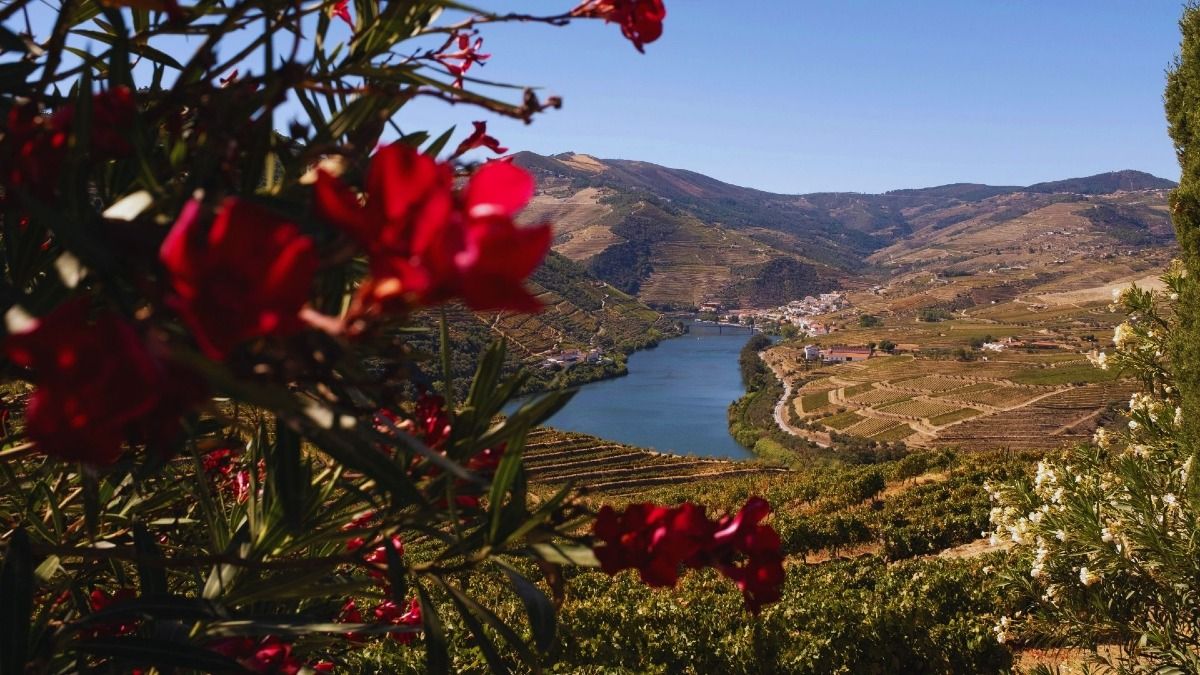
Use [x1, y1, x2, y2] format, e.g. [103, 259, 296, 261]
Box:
[1171, 292, 1180, 301]
[1164, 493, 1178, 509]
[1112, 287, 1122, 302]
[1101, 527, 1114, 543]
[1087, 350, 1109, 371]
[1079, 567, 1099, 586]
[1176, 407, 1184, 427]
[1129, 419, 1140, 431]
[1113, 323, 1133, 349]
[1055, 529, 1067, 541]
[1093, 428, 1110, 447]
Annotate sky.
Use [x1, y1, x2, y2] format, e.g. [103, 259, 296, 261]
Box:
[393, 1, 1188, 194]
[18, 1, 1189, 194]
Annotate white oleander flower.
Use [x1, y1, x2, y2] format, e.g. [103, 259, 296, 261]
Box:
[1079, 567, 1099, 586]
[1129, 419, 1140, 431]
[1101, 527, 1114, 543]
[1087, 350, 1109, 370]
[1113, 323, 1133, 349]
[1164, 493, 1178, 509]
[1055, 529, 1067, 541]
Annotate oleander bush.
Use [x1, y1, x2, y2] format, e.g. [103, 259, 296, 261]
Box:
[0, 1, 793, 672]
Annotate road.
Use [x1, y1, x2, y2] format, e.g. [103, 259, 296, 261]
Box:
[761, 352, 833, 449]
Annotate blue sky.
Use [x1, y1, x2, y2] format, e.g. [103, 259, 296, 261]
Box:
[393, 1, 1187, 194]
[20, 1, 1188, 194]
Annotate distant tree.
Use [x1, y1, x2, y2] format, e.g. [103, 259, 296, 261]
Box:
[859, 314, 883, 328]
[879, 339, 897, 353]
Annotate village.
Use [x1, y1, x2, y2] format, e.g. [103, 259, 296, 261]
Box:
[700, 291, 850, 336]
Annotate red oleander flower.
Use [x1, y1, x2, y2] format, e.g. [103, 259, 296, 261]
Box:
[435, 32, 490, 87]
[314, 147, 550, 319]
[87, 588, 139, 637]
[453, 121, 508, 158]
[2, 87, 137, 206]
[53, 86, 138, 157]
[4, 300, 176, 464]
[202, 447, 240, 478]
[329, 0, 352, 28]
[592, 497, 785, 612]
[706, 497, 785, 614]
[572, 0, 666, 52]
[210, 636, 303, 674]
[362, 535, 405, 568]
[592, 502, 714, 587]
[373, 598, 422, 643]
[338, 598, 366, 641]
[1, 102, 68, 200]
[159, 198, 319, 359]
[413, 394, 452, 448]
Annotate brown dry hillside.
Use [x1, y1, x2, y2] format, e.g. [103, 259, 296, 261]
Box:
[513, 152, 1176, 312]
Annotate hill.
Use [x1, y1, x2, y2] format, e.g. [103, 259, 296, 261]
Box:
[514, 152, 1177, 310]
[412, 251, 681, 396]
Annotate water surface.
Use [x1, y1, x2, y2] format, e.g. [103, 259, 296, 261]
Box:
[523, 323, 756, 459]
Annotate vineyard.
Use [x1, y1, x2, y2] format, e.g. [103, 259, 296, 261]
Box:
[771, 349, 1132, 450]
[523, 428, 787, 495]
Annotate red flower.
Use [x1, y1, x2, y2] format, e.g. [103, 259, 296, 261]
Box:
[373, 598, 422, 643]
[1, 102, 68, 200]
[313, 145, 550, 318]
[362, 535, 405, 568]
[452, 121, 508, 158]
[4, 300, 180, 464]
[705, 498, 785, 613]
[413, 394, 451, 448]
[572, 0, 666, 52]
[591, 497, 785, 613]
[329, 0, 352, 27]
[210, 636, 303, 674]
[159, 198, 319, 359]
[435, 33, 490, 88]
[592, 502, 714, 587]
[1, 88, 135, 205]
[53, 86, 137, 157]
[202, 447, 240, 477]
[87, 588, 138, 637]
[338, 598, 366, 642]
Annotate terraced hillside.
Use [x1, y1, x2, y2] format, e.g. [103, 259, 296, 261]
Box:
[413, 252, 680, 395]
[523, 428, 787, 497]
[768, 348, 1131, 450]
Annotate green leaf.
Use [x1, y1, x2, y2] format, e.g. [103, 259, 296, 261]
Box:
[441, 581, 511, 675]
[0, 528, 33, 675]
[132, 523, 167, 597]
[72, 28, 184, 70]
[73, 638, 244, 673]
[529, 542, 600, 567]
[424, 126, 456, 158]
[499, 562, 556, 653]
[269, 419, 308, 533]
[488, 419, 528, 543]
[416, 583, 448, 675]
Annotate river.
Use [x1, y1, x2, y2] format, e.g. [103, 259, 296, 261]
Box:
[523, 322, 756, 459]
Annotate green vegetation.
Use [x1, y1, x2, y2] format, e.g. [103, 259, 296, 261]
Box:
[929, 408, 983, 426]
[1007, 363, 1121, 386]
[919, 307, 955, 322]
[821, 410, 864, 430]
[859, 313, 884, 327]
